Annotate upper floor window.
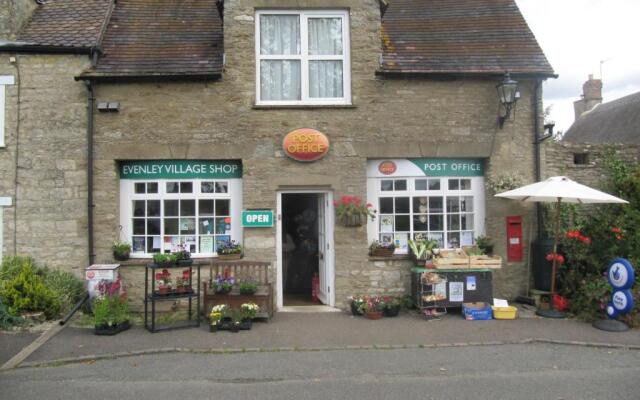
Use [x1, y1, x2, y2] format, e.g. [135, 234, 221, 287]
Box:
[0, 76, 15, 148]
[255, 10, 351, 106]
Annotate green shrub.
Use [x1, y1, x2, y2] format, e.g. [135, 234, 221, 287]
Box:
[41, 268, 85, 314]
[0, 259, 60, 319]
[93, 296, 129, 327]
[0, 298, 24, 329]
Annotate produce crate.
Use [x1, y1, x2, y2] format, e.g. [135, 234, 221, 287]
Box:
[434, 249, 469, 269]
[469, 254, 502, 269]
[462, 302, 493, 320]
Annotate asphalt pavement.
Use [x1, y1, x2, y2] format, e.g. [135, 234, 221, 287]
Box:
[2, 343, 639, 400]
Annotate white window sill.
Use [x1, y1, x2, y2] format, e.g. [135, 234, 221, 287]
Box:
[253, 104, 356, 110]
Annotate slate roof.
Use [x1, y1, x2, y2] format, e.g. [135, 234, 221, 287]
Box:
[379, 0, 555, 76]
[16, 0, 112, 49]
[81, 0, 223, 79]
[562, 92, 640, 144]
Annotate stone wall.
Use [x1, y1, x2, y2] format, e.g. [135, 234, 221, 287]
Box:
[0, 53, 90, 273]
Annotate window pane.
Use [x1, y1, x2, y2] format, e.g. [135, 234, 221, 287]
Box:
[180, 218, 196, 234]
[462, 214, 474, 230]
[428, 233, 444, 248]
[460, 179, 471, 190]
[381, 180, 393, 191]
[415, 179, 427, 191]
[147, 182, 158, 193]
[216, 199, 230, 216]
[447, 232, 460, 248]
[201, 182, 215, 193]
[180, 182, 193, 193]
[395, 197, 409, 213]
[147, 200, 160, 217]
[394, 180, 407, 191]
[132, 237, 145, 252]
[448, 214, 460, 230]
[428, 179, 441, 191]
[215, 182, 228, 193]
[200, 218, 214, 234]
[166, 182, 179, 193]
[379, 197, 393, 214]
[164, 200, 179, 216]
[461, 196, 474, 212]
[165, 218, 179, 235]
[215, 217, 229, 234]
[181, 200, 195, 216]
[199, 199, 214, 215]
[147, 236, 160, 253]
[447, 197, 460, 213]
[394, 233, 408, 251]
[429, 215, 443, 231]
[260, 60, 301, 101]
[133, 219, 145, 235]
[183, 237, 196, 253]
[134, 183, 145, 194]
[147, 218, 161, 235]
[413, 197, 428, 213]
[133, 200, 145, 217]
[429, 197, 443, 213]
[308, 18, 343, 55]
[309, 61, 343, 98]
[260, 15, 300, 55]
[395, 215, 410, 231]
[413, 214, 428, 231]
[448, 179, 459, 190]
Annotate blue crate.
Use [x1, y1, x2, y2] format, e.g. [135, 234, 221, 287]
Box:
[463, 302, 493, 320]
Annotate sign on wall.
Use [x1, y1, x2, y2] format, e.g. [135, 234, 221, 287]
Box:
[242, 210, 274, 227]
[119, 160, 242, 180]
[282, 128, 330, 162]
[367, 159, 485, 178]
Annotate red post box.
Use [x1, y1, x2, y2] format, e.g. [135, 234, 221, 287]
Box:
[506, 216, 523, 262]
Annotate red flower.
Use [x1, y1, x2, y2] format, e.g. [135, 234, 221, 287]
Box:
[155, 273, 162, 280]
[340, 195, 350, 205]
[333, 200, 338, 206]
[580, 236, 591, 244]
[556, 254, 565, 265]
[611, 227, 622, 234]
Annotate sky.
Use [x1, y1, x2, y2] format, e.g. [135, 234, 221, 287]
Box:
[516, 0, 640, 133]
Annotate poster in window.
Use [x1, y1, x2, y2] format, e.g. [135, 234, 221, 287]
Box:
[394, 233, 408, 251]
[200, 236, 214, 253]
[133, 237, 145, 252]
[180, 218, 195, 233]
[460, 232, 474, 247]
[380, 233, 393, 246]
[380, 215, 393, 233]
[449, 282, 464, 302]
[216, 235, 231, 251]
[184, 236, 196, 253]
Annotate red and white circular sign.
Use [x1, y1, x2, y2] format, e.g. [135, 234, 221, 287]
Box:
[378, 160, 397, 175]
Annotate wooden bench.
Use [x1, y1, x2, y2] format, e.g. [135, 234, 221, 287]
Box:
[202, 260, 274, 319]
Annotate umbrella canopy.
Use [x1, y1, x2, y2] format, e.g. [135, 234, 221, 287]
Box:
[495, 176, 628, 204]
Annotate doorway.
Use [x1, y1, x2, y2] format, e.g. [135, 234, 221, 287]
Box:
[277, 191, 334, 309]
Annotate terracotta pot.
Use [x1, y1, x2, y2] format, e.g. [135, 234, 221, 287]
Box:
[365, 311, 383, 320]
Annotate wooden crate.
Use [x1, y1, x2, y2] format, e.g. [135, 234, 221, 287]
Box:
[470, 254, 502, 269]
[433, 249, 469, 269]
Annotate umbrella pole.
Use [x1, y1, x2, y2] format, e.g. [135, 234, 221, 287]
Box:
[536, 198, 567, 318]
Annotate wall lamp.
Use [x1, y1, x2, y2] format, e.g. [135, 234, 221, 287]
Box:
[496, 72, 520, 128]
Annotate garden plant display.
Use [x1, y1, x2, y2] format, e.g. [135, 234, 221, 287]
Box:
[93, 278, 130, 335]
[155, 269, 172, 294]
[334, 195, 376, 226]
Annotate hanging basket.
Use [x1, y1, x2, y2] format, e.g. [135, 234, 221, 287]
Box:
[340, 214, 363, 227]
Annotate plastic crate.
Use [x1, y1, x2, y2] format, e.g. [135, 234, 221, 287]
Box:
[492, 306, 518, 320]
[462, 302, 492, 320]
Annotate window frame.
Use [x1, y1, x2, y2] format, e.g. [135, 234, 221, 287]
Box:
[0, 75, 15, 148]
[119, 178, 243, 258]
[255, 9, 351, 106]
[367, 176, 486, 254]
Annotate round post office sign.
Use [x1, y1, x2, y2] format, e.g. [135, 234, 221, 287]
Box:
[282, 128, 330, 162]
[607, 258, 635, 290]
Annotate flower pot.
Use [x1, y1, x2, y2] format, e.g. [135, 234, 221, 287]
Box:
[153, 261, 175, 268]
[238, 319, 253, 330]
[113, 251, 130, 261]
[350, 301, 363, 316]
[157, 287, 170, 296]
[383, 306, 400, 317]
[365, 311, 383, 320]
[217, 253, 242, 260]
[239, 289, 256, 296]
[215, 287, 232, 295]
[209, 324, 218, 333]
[370, 248, 395, 257]
[94, 320, 130, 336]
[341, 214, 362, 227]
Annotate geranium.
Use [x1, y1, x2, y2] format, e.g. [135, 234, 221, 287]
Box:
[356, 295, 385, 313]
[335, 195, 377, 222]
[611, 226, 624, 241]
[546, 252, 565, 265]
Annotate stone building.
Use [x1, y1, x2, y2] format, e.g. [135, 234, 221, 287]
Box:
[0, 0, 555, 310]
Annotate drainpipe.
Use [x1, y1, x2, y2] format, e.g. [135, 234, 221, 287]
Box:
[86, 80, 95, 265]
[532, 79, 543, 240]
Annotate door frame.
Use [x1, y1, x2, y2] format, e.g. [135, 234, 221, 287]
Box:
[276, 189, 335, 309]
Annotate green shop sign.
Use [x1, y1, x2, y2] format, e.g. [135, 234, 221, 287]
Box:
[242, 210, 274, 227]
[120, 160, 242, 180]
[408, 158, 484, 177]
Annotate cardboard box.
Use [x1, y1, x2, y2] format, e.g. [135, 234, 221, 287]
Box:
[462, 302, 492, 320]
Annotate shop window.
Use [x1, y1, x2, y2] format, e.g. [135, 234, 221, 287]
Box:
[370, 176, 484, 253]
[255, 10, 351, 106]
[121, 179, 241, 256]
[0, 75, 15, 147]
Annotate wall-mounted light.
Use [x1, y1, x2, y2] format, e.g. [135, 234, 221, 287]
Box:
[496, 72, 520, 128]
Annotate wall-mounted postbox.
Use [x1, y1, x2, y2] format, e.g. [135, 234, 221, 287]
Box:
[506, 216, 523, 262]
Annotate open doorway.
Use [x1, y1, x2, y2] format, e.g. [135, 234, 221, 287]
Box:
[281, 193, 320, 306]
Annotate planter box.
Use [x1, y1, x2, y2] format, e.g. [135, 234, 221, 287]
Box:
[469, 254, 502, 269]
[370, 248, 395, 257]
[462, 302, 492, 320]
[217, 253, 242, 261]
[94, 320, 131, 336]
[434, 249, 469, 269]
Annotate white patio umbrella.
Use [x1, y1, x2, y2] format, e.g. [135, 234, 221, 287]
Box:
[495, 176, 628, 317]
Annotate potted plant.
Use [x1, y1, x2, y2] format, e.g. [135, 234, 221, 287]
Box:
[348, 295, 365, 316]
[239, 279, 258, 296]
[155, 269, 172, 295]
[408, 239, 439, 262]
[175, 269, 192, 294]
[93, 278, 130, 335]
[334, 195, 377, 227]
[212, 274, 235, 294]
[369, 240, 396, 257]
[217, 241, 243, 260]
[153, 252, 177, 268]
[112, 241, 131, 261]
[175, 246, 193, 266]
[475, 236, 494, 255]
[357, 295, 385, 320]
[237, 302, 260, 330]
[381, 296, 401, 317]
[209, 304, 231, 332]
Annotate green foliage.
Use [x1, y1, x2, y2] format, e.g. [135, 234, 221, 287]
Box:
[0, 257, 60, 319]
[41, 268, 85, 314]
[93, 296, 129, 327]
[0, 298, 24, 329]
[474, 236, 494, 255]
[153, 253, 177, 264]
[239, 281, 257, 295]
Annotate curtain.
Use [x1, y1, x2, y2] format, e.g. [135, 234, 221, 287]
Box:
[309, 18, 343, 98]
[260, 60, 301, 101]
[308, 18, 343, 55]
[260, 15, 300, 55]
[309, 61, 343, 98]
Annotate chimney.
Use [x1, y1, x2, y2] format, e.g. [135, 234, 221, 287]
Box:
[573, 74, 603, 120]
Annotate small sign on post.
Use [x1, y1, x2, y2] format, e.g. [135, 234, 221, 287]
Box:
[593, 258, 635, 332]
[242, 210, 274, 227]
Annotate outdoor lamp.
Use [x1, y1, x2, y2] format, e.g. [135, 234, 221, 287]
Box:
[496, 72, 520, 128]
